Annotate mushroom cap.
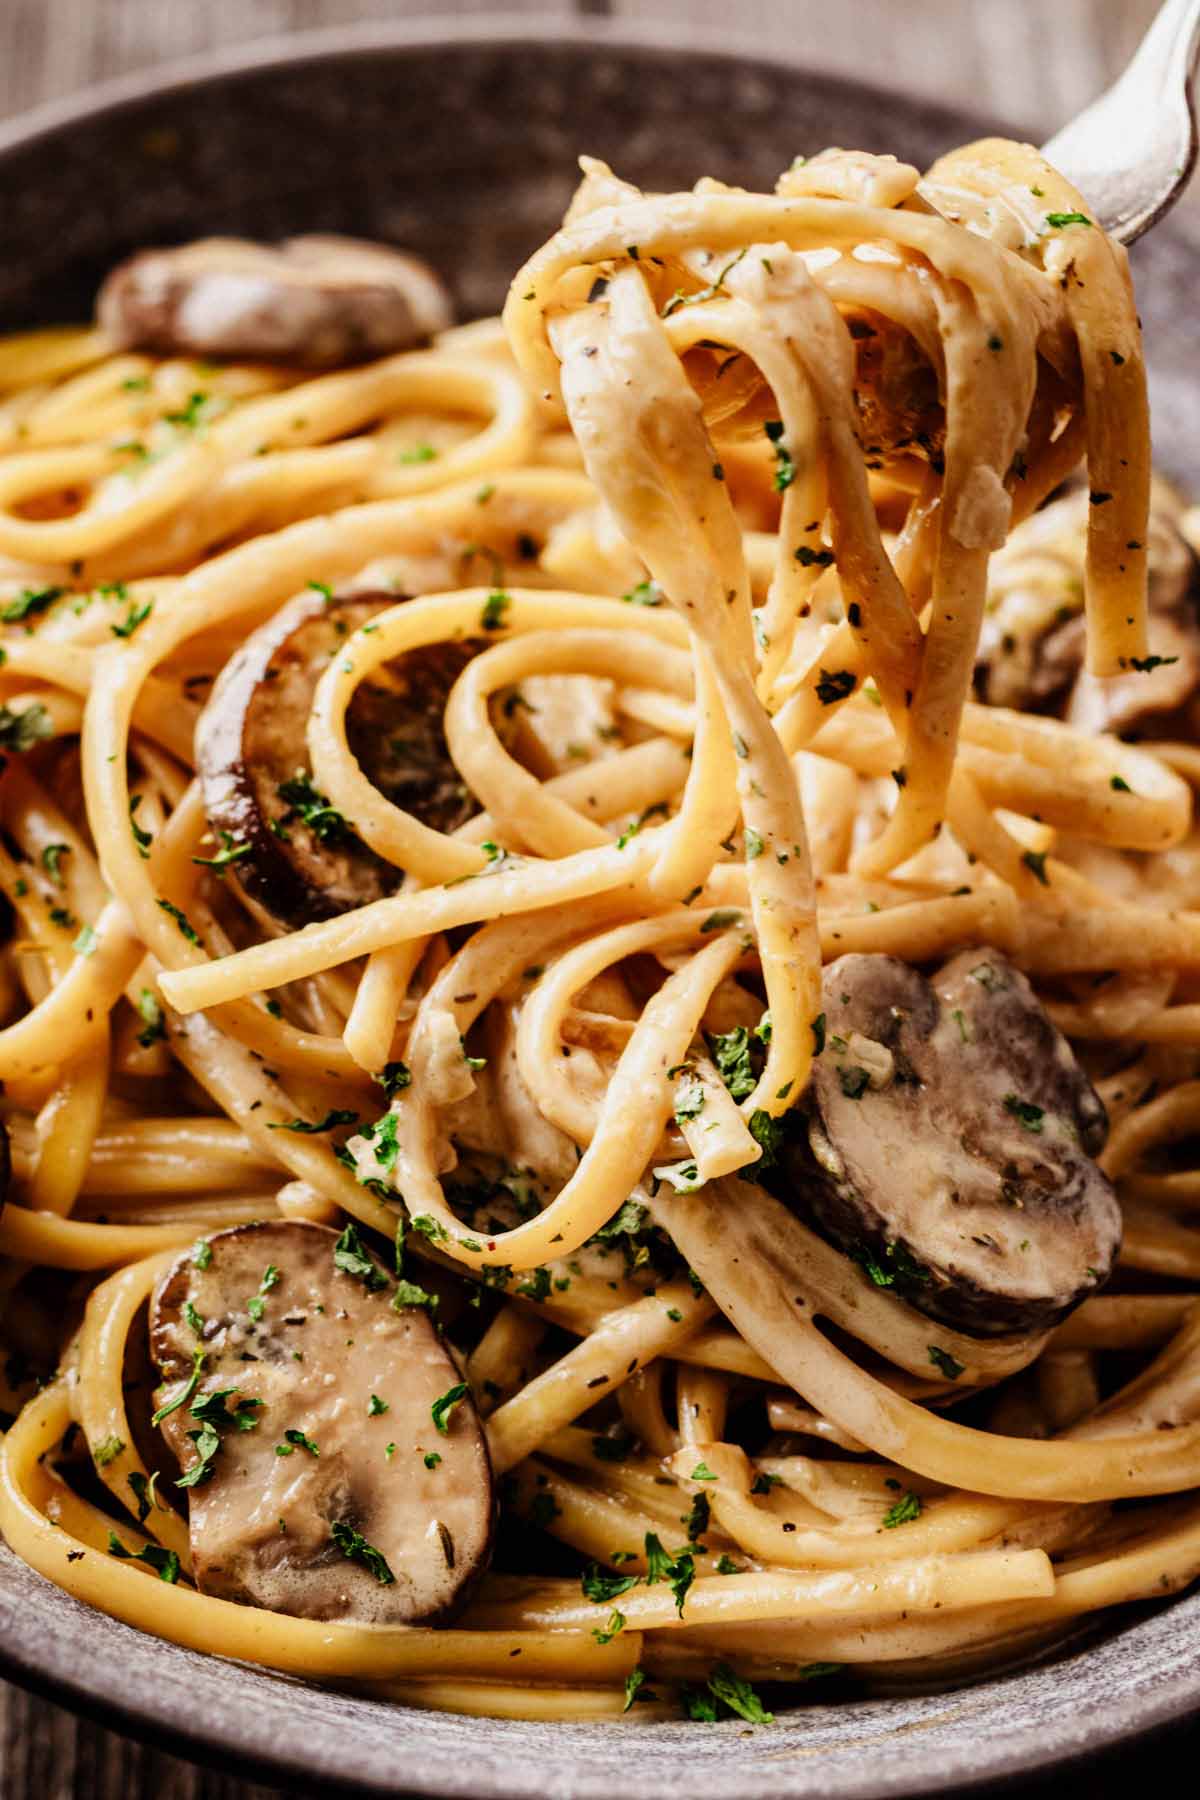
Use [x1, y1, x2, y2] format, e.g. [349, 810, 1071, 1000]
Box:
[96, 234, 452, 366]
[977, 487, 1200, 730]
[150, 1219, 494, 1625]
[776, 949, 1120, 1337]
[195, 589, 477, 929]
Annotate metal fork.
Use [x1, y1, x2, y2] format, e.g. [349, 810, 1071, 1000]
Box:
[1041, 0, 1200, 242]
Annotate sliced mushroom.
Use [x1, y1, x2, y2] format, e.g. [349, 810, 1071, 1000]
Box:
[771, 949, 1119, 1337]
[195, 589, 477, 928]
[149, 1219, 493, 1624]
[846, 308, 944, 467]
[97, 235, 452, 366]
[976, 487, 1200, 732]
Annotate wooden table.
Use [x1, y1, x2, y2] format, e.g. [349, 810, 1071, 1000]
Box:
[0, 1, 1189, 1794]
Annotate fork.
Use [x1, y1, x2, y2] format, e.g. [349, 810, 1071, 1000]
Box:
[1041, 0, 1200, 242]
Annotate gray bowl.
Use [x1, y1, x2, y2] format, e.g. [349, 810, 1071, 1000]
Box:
[0, 17, 1197, 1797]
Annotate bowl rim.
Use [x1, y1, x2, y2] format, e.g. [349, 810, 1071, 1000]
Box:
[0, 7, 1041, 162]
[0, 12, 1192, 1795]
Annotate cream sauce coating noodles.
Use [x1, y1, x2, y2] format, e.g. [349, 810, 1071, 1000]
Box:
[1, 138, 1200, 1724]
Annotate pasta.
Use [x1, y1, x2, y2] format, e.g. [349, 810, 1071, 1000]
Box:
[2, 134, 1200, 1729]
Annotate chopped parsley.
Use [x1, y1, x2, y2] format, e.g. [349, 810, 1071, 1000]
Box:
[582, 1565, 639, 1604]
[268, 1108, 358, 1136]
[928, 1344, 965, 1381]
[1129, 654, 1179, 673]
[644, 1531, 695, 1616]
[150, 1347, 206, 1426]
[330, 1520, 395, 1585]
[764, 420, 795, 491]
[1004, 1094, 1045, 1133]
[704, 1663, 775, 1724]
[129, 795, 153, 858]
[480, 589, 511, 631]
[623, 1668, 655, 1711]
[276, 771, 351, 847]
[622, 578, 663, 607]
[1045, 210, 1092, 229]
[747, 1108, 785, 1172]
[2, 585, 63, 623]
[91, 1435, 125, 1468]
[431, 1381, 469, 1435]
[41, 843, 69, 887]
[368, 1394, 389, 1416]
[126, 1470, 161, 1524]
[176, 1385, 263, 1488]
[375, 1060, 412, 1097]
[275, 1428, 319, 1457]
[192, 830, 250, 872]
[111, 599, 153, 638]
[246, 1263, 280, 1322]
[699, 908, 741, 934]
[106, 1532, 179, 1583]
[708, 1026, 757, 1100]
[882, 1489, 923, 1528]
[0, 702, 52, 757]
[155, 898, 199, 944]
[673, 1070, 706, 1124]
[1021, 849, 1049, 885]
[685, 1491, 711, 1544]
[332, 1221, 389, 1292]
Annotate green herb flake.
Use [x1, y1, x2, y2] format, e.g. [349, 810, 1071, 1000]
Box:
[582, 1564, 639, 1604]
[643, 1531, 695, 1616]
[40, 843, 69, 888]
[706, 1663, 775, 1725]
[155, 897, 200, 944]
[331, 1221, 389, 1292]
[928, 1344, 965, 1381]
[431, 1381, 469, 1436]
[106, 1531, 179, 1583]
[1004, 1094, 1045, 1133]
[480, 589, 511, 631]
[882, 1489, 923, 1528]
[330, 1520, 395, 1585]
[111, 599, 153, 639]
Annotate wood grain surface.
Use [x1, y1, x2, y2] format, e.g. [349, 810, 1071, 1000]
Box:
[0, 0, 1186, 1795]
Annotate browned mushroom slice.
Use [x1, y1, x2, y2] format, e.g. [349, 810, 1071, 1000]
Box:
[149, 1219, 493, 1624]
[195, 589, 478, 928]
[977, 490, 1200, 729]
[96, 235, 452, 366]
[846, 308, 945, 467]
[767, 949, 1119, 1338]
